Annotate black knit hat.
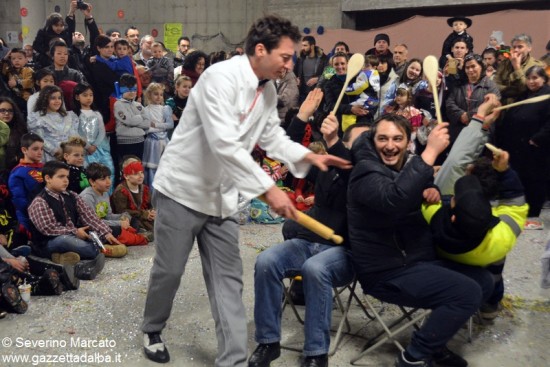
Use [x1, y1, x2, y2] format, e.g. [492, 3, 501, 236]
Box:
[453, 175, 499, 240]
[374, 33, 390, 46]
[447, 16, 472, 28]
[106, 28, 121, 36]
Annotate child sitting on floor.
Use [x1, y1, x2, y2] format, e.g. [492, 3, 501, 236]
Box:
[111, 157, 155, 236]
[80, 163, 148, 246]
[57, 136, 89, 194]
[28, 161, 125, 276]
[8, 133, 44, 232]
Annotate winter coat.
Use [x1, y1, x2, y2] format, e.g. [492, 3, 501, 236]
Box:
[347, 131, 436, 289]
[446, 75, 500, 142]
[495, 84, 550, 181]
[494, 55, 545, 104]
[274, 70, 299, 121]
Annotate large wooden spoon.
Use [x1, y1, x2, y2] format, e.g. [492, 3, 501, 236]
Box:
[423, 55, 443, 124]
[492, 94, 550, 112]
[485, 143, 503, 157]
[331, 53, 365, 115]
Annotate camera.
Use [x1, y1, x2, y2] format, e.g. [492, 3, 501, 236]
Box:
[76, 0, 89, 10]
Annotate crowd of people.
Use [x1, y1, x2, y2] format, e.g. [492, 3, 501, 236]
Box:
[0, 3, 549, 367]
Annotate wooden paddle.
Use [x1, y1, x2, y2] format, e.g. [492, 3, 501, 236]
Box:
[492, 94, 550, 112]
[331, 53, 365, 115]
[258, 196, 344, 244]
[485, 143, 503, 157]
[423, 55, 443, 124]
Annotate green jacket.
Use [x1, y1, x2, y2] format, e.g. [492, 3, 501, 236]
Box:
[0, 119, 10, 171]
[494, 54, 544, 104]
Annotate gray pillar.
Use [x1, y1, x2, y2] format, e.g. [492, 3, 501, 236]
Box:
[20, 0, 47, 46]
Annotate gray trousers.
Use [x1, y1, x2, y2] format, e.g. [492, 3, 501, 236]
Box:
[141, 192, 247, 367]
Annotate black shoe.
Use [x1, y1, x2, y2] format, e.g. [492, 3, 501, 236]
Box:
[0, 283, 27, 314]
[433, 346, 467, 367]
[75, 253, 105, 280]
[479, 302, 501, 320]
[143, 332, 170, 363]
[27, 255, 79, 290]
[248, 342, 281, 367]
[302, 354, 328, 367]
[395, 351, 433, 367]
[32, 269, 64, 295]
[59, 265, 80, 290]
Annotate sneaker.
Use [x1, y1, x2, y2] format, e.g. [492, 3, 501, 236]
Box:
[142, 231, 154, 242]
[102, 244, 128, 258]
[395, 351, 433, 367]
[51, 252, 81, 265]
[248, 342, 281, 367]
[433, 346, 467, 367]
[10, 245, 31, 257]
[74, 253, 105, 280]
[143, 332, 170, 363]
[479, 302, 502, 320]
[524, 218, 544, 230]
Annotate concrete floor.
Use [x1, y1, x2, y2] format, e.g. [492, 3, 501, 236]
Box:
[1, 212, 549, 367]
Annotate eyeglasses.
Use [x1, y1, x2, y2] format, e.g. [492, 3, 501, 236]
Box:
[0, 109, 14, 114]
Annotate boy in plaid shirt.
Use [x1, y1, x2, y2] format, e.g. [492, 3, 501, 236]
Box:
[28, 161, 122, 276]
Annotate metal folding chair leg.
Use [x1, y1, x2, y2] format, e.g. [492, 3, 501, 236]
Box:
[350, 296, 432, 365]
[282, 276, 305, 325]
[281, 277, 366, 356]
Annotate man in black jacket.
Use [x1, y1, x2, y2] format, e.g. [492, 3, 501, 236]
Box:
[294, 36, 328, 103]
[249, 90, 369, 367]
[347, 115, 494, 367]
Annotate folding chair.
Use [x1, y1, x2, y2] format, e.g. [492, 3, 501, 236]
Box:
[350, 295, 432, 365]
[281, 275, 372, 356]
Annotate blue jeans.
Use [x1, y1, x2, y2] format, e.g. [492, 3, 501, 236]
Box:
[254, 238, 354, 356]
[362, 260, 494, 361]
[46, 235, 99, 260]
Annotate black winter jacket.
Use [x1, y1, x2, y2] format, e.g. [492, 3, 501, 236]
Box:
[495, 85, 550, 181]
[286, 116, 351, 246]
[347, 132, 436, 289]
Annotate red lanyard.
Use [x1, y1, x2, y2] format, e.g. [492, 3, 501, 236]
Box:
[239, 86, 264, 123]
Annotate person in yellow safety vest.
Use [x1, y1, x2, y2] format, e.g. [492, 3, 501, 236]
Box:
[423, 149, 528, 320]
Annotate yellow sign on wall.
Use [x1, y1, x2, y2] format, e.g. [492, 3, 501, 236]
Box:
[164, 23, 183, 53]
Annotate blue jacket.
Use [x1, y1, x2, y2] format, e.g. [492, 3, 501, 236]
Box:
[8, 161, 44, 230]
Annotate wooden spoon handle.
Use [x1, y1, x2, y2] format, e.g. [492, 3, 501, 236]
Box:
[493, 94, 550, 111]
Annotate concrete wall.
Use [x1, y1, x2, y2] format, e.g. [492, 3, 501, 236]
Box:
[1, 0, 548, 53]
[0, 1, 24, 46]
[266, 0, 342, 30]
[342, 0, 540, 11]
[1, 0, 267, 52]
[313, 9, 550, 61]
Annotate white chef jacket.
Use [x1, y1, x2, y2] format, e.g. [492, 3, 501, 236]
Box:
[154, 55, 311, 218]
